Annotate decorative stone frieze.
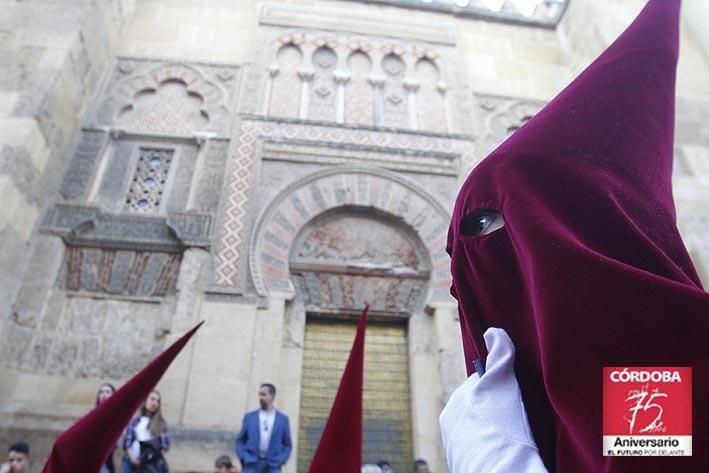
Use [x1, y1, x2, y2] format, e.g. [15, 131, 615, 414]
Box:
[41, 203, 212, 252]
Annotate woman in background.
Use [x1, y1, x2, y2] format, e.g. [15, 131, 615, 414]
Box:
[97, 383, 117, 473]
[122, 390, 170, 473]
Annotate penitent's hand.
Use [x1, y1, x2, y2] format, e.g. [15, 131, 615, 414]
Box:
[439, 328, 549, 473]
[0, 462, 10, 473]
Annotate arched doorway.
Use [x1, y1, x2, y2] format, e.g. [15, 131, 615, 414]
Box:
[292, 208, 430, 473]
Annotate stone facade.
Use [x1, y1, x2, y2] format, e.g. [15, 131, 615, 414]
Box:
[1, 1, 709, 473]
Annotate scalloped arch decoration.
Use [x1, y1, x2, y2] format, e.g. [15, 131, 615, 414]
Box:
[249, 166, 451, 301]
[96, 63, 229, 134]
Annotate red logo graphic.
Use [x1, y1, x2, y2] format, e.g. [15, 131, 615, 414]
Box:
[603, 367, 692, 456]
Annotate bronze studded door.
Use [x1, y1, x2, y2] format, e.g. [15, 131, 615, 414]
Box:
[298, 319, 413, 473]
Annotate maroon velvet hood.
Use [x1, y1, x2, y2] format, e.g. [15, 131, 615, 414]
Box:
[42, 322, 202, 473]
[448, 0, 709, 471]
[308, 306, 367, 473]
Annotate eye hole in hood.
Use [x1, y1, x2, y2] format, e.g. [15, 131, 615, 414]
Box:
[460, 209, 505, 237]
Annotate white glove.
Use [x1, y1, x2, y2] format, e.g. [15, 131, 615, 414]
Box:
[440, 328, 549, 473]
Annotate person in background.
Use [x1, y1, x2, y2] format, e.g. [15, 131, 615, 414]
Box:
[377, 461, 393, 473]
[122, 390, 170, 473]
[0, 442, 30, 473]
[412, 459, 430, 473]
[97, 383, 118, 473]
[235, 383, 292, 473]
[214, 455, 239, 473]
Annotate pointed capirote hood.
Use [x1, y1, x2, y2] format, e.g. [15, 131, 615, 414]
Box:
[308, 306, 368, 473]
[42, 322, 203, 473]
[449, 0, 709, 471]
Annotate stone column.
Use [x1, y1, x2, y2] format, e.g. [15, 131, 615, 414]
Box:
[408, 309, 446, 473]
[368, 75, 386, 127]
[438, 81, 452, 133]
[297, 69, 315, 120]
[186, 134, 210, 210]
[333, 70, 351, 124]
[278, 297, 307, 473]
[404, 79, 420, 130]
[263, 64, 280, 116]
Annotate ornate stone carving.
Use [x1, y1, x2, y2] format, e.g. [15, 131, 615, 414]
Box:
[94, 59, 237, 136]
[472, 93, 545, 172]
[381, 54, 408, 128]
[309, 47, 338, 121]
[59, 130, 109, 200]
[59, 247, 182, 297]
[166, 144, 198, 214]
[247, 166, 450, 301]
[117, 80, 210, 135]
[415, 59, 447, 132]
[249, 28, 466, 134]
[269, 45, 303, 118]
[291, 272, 427, 314]
[41, 203, 212, 251]
[95, 139, 135, 214]
[211, 117, 473, 293]
[346, 51, 373, 125]
[194, 139, 229, 213]
[292, 213, 426, 271]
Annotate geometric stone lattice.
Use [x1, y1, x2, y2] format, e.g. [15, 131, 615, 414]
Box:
[59, 247, 181, 297]
[125, 148, 174, 213]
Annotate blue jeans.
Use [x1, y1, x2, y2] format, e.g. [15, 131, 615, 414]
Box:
[121, 457, 136, 473]
[243, 459, 281, 473]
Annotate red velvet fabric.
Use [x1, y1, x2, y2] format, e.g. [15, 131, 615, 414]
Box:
[41, 322, 203, 473]
[448, 1, 708, 471]
[308, 306, 368, 473]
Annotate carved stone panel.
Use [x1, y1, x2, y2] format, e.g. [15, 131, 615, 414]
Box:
[95, 139, 135, 214]
[247, 165, 451, 301]
[415, 59, 447, 132]
[270, 44, 303, 118]
[42, 203, 212, 251]
[194, 139, 229, 213]
[470, 93, 545, 172]
[346, 50, 374, 125]
[292, 213, 425, 271]
[94, 59, 237, 136]
[381, 53, 409, 128]
[116, 80, 210, 135]
[290, 211, 430, 314]
[213, 118, 472, 295]
[308, 46, 338, 121]
[249, 28, 469, 133]
[59, 247, 181, 297]
[59, 130, 109, 201]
